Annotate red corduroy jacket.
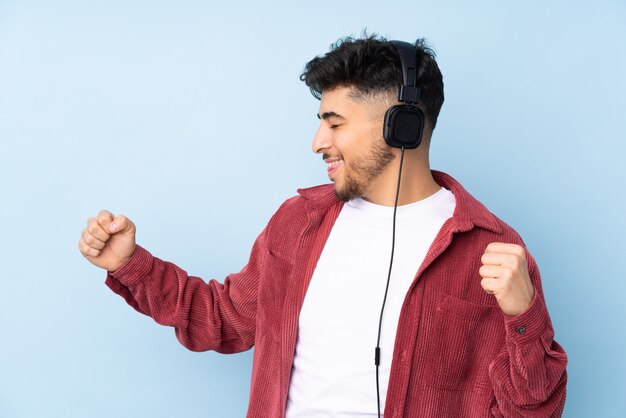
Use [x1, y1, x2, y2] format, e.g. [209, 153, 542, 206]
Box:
[105, 171, 567, 417]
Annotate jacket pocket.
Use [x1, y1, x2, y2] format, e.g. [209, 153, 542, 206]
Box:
[423, 292, 502, 391]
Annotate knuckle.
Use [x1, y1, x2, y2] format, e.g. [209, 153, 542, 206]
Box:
[88, 221, 100, 235]
[512, 244, 525, 257]
[98, 209, 112, 218]
[505, 254, 517, 266]
[85, 244, 98, 257]
[98, 211, 114, 225]
[84, 234, 94, 245]
[79, 240, 89, 255]
[512, 257, 522, 270]
[85, 234, 100, 247]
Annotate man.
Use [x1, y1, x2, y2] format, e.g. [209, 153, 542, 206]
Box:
[79, 35, 568, 417]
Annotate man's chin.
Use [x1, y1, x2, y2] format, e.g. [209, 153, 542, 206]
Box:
[333, 189, 351, 202]
[333, 183, 360, 202]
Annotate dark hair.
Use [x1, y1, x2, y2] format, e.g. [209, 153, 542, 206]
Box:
[300, 34, 444, 130]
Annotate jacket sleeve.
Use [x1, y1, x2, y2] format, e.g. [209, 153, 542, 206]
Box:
[489, 252, 568, 417]
[104, 225, 271, 354]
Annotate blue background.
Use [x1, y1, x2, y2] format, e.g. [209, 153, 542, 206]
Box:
[1, 1, 625, 417]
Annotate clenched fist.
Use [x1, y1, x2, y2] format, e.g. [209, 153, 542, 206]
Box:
[479, 242, 535, 317]
[78, 210, 136, 272]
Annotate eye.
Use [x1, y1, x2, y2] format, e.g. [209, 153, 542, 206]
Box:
[329, 124, 340, 130]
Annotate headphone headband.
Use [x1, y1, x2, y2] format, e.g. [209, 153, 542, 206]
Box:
[390, 40, 421, 104]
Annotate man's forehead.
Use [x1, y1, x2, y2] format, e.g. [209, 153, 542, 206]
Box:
[317, 87, 359, 119]
[317, 87, 390, 120]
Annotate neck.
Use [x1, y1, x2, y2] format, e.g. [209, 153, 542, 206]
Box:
[362, 148, 440, 207]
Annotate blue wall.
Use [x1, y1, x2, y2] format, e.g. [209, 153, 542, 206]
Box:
[1, 1, 624, 417]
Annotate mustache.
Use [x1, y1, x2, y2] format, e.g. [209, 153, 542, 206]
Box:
[322, 153, 343, 161]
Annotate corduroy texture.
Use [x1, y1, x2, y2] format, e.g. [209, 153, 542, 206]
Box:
[105, 171, 567, 417]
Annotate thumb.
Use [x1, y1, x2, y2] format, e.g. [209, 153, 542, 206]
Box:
[108, 214, 134, 234]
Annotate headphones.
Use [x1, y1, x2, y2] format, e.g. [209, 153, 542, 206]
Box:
[376, 40, 425, 418]
[383, 40, 425, 150]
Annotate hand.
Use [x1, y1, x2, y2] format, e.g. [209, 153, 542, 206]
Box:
[479, 242, 535, 317]
[78, 210, 136, 272]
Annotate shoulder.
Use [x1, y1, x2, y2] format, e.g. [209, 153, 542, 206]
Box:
[488, 211, 526, 246]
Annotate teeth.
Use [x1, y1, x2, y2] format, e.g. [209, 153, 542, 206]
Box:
[327, 160, 343, 168]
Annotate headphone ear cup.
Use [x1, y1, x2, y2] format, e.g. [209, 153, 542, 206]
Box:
[383, 105, 425, 149]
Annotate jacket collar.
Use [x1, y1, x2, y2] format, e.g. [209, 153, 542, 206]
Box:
[296, 184, 342, 216]
[297, 170, 502, 234]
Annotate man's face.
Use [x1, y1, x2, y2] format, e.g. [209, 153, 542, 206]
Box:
[312, 86, 395, 202]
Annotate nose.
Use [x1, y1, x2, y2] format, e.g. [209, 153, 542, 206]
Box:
[312, 123, 331, 154]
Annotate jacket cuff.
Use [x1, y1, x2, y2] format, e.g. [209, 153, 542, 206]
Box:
[106, 245, 153, 286]
[503, 289, 550, 344]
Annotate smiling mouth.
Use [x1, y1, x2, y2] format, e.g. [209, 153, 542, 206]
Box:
[325, 158, 344, 179]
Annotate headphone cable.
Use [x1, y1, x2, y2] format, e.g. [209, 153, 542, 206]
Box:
[375, 146, 405, 418]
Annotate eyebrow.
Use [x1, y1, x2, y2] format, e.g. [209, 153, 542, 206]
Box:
[316, 111, 346, 120]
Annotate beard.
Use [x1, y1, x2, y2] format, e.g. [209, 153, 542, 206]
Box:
[329, 141, 396, 202]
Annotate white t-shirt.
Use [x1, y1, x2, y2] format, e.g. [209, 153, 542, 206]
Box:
[286, 187, 456, 417]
